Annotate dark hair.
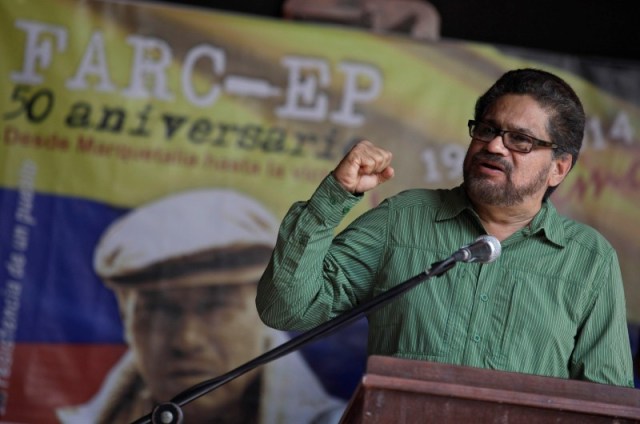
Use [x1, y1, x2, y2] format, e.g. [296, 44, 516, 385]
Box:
[474, 68, 585, 199]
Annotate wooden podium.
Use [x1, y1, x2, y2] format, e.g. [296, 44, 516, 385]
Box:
[340, 355, 640, 423]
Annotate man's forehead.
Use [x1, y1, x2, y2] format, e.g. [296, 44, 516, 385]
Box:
[484, 96, 549, 127]
[110, 263, 266, 291]
[126, 285, 256, 313]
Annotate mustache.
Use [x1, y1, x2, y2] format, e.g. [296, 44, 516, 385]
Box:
[470, 152, 512, 174]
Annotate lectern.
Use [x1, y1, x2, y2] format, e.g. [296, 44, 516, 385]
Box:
[340, 355, 640, 423]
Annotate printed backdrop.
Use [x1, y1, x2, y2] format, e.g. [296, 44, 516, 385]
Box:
[1, 0, 639, 422]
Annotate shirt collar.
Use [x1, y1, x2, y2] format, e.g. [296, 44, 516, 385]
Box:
[436, 185, 566, 248]
[435, 185, 470, 222]
[527, 199, 566, 248]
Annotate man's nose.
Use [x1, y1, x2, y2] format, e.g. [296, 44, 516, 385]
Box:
[483, 132, 510, 155]
[170, 314, 206, 352]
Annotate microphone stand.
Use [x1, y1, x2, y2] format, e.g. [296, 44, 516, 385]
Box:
[132, 255, 459, 424]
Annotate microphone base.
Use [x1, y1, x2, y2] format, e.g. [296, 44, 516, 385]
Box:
[151, 402, 184, 424]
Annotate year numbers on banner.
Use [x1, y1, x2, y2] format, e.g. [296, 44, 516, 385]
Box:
[421, 144, 465, 184]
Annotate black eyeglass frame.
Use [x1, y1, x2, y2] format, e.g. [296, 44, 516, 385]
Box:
[467, 120, 559, 153]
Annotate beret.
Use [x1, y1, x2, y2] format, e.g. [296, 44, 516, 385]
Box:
[94, 189, 279, 288]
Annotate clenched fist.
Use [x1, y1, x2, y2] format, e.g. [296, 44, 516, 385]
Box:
[333, 140, 395, 194]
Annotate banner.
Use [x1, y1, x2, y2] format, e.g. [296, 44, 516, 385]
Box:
[1, 0, 639, 422]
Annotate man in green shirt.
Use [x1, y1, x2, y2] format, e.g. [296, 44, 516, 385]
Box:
[256, 68, 634, 387]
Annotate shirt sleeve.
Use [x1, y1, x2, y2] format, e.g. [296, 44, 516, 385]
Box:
[256, 173, 389, 331]
[569, 248, 635, 387]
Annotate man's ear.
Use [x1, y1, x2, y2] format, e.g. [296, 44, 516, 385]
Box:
[549, 153, 573, 187]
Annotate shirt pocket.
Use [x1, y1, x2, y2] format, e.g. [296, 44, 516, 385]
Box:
[487, 270, 580, 374]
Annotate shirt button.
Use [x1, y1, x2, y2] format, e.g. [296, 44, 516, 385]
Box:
[472, 334, 481, 343]
[480, 293, 489, 302]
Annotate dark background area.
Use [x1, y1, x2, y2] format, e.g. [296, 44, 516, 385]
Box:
[139, 0, 640, 63]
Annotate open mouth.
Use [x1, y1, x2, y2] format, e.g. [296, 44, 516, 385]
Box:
[480, 161, 505, 172]
[472, 154, 509, 174]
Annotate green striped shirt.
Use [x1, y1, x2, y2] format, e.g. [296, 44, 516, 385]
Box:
[256, 174, 634, 387]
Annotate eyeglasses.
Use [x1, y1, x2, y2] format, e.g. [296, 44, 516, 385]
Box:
[467, 120, 559, 153]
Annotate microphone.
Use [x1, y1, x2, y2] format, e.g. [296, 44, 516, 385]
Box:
[452, 235, 501, 264]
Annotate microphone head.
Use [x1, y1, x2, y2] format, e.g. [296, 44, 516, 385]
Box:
[475, 235, 501, 263]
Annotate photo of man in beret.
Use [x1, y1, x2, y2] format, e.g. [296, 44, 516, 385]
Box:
[56, 189, 345, 424]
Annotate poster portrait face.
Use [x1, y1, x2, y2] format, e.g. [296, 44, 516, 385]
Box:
[91, 187, 282, 421]
[121, 282, 265, 420]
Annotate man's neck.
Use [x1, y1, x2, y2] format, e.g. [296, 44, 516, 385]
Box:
[472, 199, 543, 242]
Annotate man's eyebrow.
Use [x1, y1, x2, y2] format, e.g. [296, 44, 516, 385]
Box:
[484, 118, 537, 136]
[511, 125, 537, 136]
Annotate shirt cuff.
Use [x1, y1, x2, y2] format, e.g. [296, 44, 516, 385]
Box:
[306, 173, 362, 227]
